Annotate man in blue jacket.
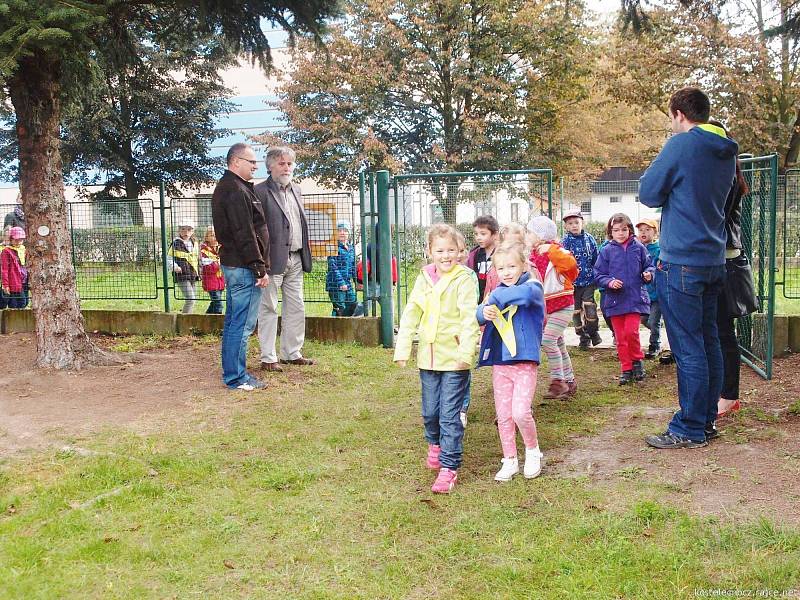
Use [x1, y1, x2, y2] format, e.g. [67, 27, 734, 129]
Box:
[639, 87, 738, 449]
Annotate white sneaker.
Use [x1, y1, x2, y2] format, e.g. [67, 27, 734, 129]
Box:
[524, 446, 543, 479]
[460, 411, 468, 428]
[494, 457, 519, 482]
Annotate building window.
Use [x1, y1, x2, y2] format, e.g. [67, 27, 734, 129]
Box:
[580, 200, 591, 214]
[609, 196, 621, 203]
[511, 203, 519, 222]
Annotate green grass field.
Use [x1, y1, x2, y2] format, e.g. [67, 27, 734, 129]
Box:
[1, 341, 798, 598]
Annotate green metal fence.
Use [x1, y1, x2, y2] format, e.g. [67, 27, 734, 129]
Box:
[738, 154, 779, 379]
[780, 169, 800, 299]
[387, 169, 553, 334]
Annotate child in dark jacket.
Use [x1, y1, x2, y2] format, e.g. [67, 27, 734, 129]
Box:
[169, 222, 200, 314]
[636, 218, 662, 358]
[477, 242, 546, 481]
[561, 210, 601, 349]
[326, 220, 359, 316]
[594, 213, 654, 385]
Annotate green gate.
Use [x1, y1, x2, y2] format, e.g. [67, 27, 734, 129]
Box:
[739, 154, 779, 379]
[780, 168, 800, 299]
[361, 169, 553, 347]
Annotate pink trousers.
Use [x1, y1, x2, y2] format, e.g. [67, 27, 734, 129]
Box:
[493, 362, 539, 458]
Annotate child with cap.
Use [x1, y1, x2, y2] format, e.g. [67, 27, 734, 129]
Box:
[561, 210, 601, 350]
[1, 226, 29, 309]
[527, 215, 579, 399]
[636, 218, 663, 358]
[326, 220, 359, 316]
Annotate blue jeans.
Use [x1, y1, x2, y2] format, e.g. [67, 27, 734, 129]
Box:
[206, 290, 223, 314]
[419, 369, 470, 470]
[656, 261, 725, 441]
[641, 300, 662, 350]
[221, 266, 262, 388]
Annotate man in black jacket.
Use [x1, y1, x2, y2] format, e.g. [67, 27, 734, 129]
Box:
[211, 143, 270, 390]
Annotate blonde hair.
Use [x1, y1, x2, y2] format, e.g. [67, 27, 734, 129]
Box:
[500, 222, 525, 243]
[426, 223, 463, 256]
[492, 241, 529, 270]
[203, 225, 216, 244]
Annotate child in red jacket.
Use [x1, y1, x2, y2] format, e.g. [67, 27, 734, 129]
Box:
[1, 226, 29, 309]
[200, 226, 225, 314]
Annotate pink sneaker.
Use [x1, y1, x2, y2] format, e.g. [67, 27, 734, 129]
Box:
[426, 444, 441, 469]
[431, 468, 458, 494]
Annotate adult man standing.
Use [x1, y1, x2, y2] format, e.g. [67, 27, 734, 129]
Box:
[639, 87, 738, 448]
[255, 145, 315, 371]
[211, 143, 270, 391]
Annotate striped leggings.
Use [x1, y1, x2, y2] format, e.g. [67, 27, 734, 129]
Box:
[542, 305, 574, 382]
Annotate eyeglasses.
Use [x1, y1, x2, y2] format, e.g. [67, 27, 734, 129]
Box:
[236, 156, 258, 166]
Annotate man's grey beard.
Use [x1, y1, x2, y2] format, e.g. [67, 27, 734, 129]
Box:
[274, 173, 293, 186]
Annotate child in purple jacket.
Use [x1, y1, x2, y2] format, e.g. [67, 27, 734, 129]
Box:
[594, 213, 654, 385]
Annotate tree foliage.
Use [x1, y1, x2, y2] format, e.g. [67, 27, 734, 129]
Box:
[265, 0, 590, 199]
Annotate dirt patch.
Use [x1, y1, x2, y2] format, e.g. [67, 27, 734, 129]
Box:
[553, 354, 800, 524]
[0, 333, 225, 456]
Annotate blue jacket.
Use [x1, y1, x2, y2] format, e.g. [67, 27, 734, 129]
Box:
[594, 238, 654, 317]
[639, 125, 738, 267]
[561, 231, 599, 287]
[476, 272, 545, 366]
[643, 241, 660, 302]
[325, 242, 357, 292]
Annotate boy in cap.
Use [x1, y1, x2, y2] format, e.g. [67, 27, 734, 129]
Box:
[326, 220, 359, 316]
[636, 218, 663, 358]
[560, 210, 601, 349]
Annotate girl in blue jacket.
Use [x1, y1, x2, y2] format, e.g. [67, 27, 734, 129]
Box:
[477, 242, 546, 481]
[594, 213, 655, 385]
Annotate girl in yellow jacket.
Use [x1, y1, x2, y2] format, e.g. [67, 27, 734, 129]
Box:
[394, 224, 480, 494]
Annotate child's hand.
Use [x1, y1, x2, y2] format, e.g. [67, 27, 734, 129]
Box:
[455, 361, 470, 370]
[483, 305, 499, 321]
[340, 284, 349, 291]
[643, 271, 653, 283]
[609, 279, 623, 289]
[395, 360, 407, 368]
[173, 265, 182, 274]
[537, 243, 551, 254]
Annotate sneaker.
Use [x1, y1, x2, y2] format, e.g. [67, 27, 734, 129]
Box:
[494, 457, 519, 482]
[618, 370, 634, 385]
[645, 431, 708, 449]
[431, 468, 458, 494]
[705, 423, 719, 441]
[426, 444, 441, 470]
[591, 332, 603, 346]
[644, 346, 660, 359]
[543, 379, 570, 399]
[245, 375, 267, 389]
[524, 446, 543, 478]
[460, 411, 468, 429]
[578, 340, 591, 351]
[565, 379, 578, 396]
[659, 350, 675, 365]
[632, 360, 645, 382]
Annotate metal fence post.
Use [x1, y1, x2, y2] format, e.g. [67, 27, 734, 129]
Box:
[376, 170, 394, 347]
[158, 181, 171, 312]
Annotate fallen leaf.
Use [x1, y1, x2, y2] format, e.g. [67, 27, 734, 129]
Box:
[223, 560, 235, 570]
[6, 504, 16, 515]
[127, 524, 141, 532]
[103, 536, 118, 543]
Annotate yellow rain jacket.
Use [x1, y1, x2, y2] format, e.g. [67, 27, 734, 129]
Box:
[394, 264, 480, 371]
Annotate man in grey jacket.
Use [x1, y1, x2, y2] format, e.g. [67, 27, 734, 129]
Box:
[255, 145, 315, 371]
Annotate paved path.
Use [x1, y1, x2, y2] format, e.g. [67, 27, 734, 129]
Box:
[562, 326, 670, 350]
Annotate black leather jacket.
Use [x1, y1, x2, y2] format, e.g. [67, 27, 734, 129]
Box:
[724, 177, 743, 251]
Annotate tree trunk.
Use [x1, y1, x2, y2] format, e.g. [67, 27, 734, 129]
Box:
[8, 54, 123, 369]
[784, 109, 800, 168]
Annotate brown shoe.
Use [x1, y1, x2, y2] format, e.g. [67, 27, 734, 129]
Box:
[279, 357, 315, 366]
[543, 379, 570, 399]
[565, 379, 578, 397]
[261, 362, 284, 372]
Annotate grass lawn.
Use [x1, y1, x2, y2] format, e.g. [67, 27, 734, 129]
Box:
[1, 340, 798, 598]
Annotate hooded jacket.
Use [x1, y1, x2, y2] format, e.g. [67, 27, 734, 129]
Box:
[476, 272, 545, 366]
[393, 263, 479, 371]
[594, 237, 654, 317]
[639, 124, 738, 266]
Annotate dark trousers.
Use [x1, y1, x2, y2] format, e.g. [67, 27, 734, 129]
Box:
[572, 284, 598, 342]
[716, 285, 741, 400]
[329, 289, 358, 317]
